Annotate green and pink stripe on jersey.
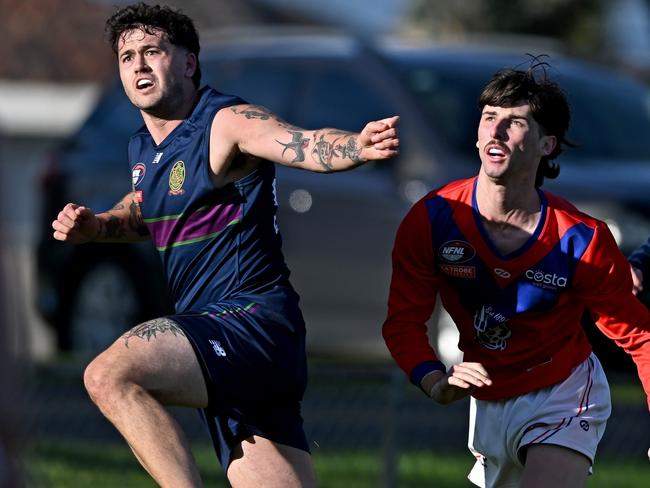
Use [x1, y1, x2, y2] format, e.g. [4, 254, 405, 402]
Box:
[144, 203, 242, 251]
[201, 302, 260, 319]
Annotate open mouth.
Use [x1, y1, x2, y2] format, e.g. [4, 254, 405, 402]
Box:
[486, 144, 509, 160]
[136, 78, 155, 91]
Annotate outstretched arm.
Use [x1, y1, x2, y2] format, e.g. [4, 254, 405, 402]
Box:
[213, 104, 399, 173]
[52, 192, 150, 244]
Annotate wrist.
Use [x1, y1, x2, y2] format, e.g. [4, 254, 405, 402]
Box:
[89, 215, 102, 242]
[421, 370, 446, 398]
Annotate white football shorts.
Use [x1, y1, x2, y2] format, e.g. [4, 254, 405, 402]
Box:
[467, 353, 611, 488]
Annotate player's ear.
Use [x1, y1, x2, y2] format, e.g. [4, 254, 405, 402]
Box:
[185, 52, 197, 79]
[540, 135, 556, 156]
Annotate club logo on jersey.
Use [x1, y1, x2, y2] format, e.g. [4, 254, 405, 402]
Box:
[168, 160, 186, 196]
[524, 268, 568, 290]
[439, 240, 475, 263]
[132, 163, 146, 187]
[474, 305, 511, 351]
[494, 268, 511, 279]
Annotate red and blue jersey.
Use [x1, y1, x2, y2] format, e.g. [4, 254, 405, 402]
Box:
[383, 177, 650, 407]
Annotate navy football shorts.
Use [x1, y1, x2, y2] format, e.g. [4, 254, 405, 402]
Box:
[169, 298, 310, 469]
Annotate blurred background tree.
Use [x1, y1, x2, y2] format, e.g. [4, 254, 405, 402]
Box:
[407, 0, 606, 59]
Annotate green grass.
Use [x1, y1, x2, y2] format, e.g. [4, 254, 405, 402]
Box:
[26, 439, 650, 487]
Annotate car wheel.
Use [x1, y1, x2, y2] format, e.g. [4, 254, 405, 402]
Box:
[68, 260, 139, 355]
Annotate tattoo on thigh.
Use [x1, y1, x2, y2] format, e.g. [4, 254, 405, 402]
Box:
[122, 318, 186, 347]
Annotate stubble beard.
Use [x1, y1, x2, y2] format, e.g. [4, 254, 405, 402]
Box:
[128, 83, 179, 119]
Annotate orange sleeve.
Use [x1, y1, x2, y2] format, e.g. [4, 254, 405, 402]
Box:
[575, 222, 650, 410]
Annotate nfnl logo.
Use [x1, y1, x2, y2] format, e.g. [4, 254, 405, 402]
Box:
[439, 240, 475, 263]
[209, 340, 226, 357]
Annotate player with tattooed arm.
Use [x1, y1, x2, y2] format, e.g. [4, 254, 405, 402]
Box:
[51, 3, 399, 487]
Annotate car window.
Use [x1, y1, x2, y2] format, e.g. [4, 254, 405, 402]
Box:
[390, 61, 490, 160]
[295, 66, 398, 132]
[60, 84, 142, 171]
[393, 54, 650, 163]
[203, 59, 304, 117]
[562, 76, 650, 161]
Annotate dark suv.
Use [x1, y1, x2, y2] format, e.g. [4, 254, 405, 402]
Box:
[37, 30, 650, 368]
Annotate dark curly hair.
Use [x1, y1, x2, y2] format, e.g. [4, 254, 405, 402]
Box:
[105, 2, 201, 88]
[478, 57, 574, 187]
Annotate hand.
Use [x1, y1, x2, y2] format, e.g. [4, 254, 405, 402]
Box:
[631, 266, 644, 295]
[52, 203, 99, 244]
[357, 116, 400, 161]
[423, 362, 492, 405]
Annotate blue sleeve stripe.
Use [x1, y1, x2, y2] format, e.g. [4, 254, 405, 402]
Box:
[410, 360, 447, 388]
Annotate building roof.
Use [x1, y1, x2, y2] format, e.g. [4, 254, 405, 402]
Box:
[0, 0, 309, 83]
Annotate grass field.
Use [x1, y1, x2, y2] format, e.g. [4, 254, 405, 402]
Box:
[27, 438, 650, 487]
[23, 361, 649, 487]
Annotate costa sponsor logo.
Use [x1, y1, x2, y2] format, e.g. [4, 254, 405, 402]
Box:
[440, 264, 476, 279]
[132, 163, 146, 186]
[525, 269, 568, 288]
[439, 240, 475, 263]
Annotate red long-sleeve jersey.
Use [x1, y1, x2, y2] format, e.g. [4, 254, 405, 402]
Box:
[382, 177, 650, 409]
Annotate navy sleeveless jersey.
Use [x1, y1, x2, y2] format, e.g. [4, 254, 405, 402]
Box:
[127, 86, 297, 314]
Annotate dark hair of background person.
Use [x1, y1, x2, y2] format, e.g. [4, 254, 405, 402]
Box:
[105, 2, 202, 88]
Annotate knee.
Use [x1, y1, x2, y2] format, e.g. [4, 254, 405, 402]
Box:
[83, 354, 129, 411]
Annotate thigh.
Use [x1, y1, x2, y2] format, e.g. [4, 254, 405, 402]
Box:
[468, 398, 521, 488]
[521, 444, 590, 488]
[227, 436, 315, 488]
[516, 354, 611, 464]
[91, 316, 208, 407]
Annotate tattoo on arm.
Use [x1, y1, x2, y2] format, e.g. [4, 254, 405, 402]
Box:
[311, 134, 335, 171]
[97, 203, 126, 239]
[96, 200, 147, 240]
[276, 130, 310, 163]
[230, 106, 362, 168]
[335, 137, 362, 163]
[231, 105, 301, 130]
[103, 215, 126, 239]
[122, 318, 186, 348]
[310, 130, 361, 171]
[129, 200, 149, 237]
[231, 107, 271, 120]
